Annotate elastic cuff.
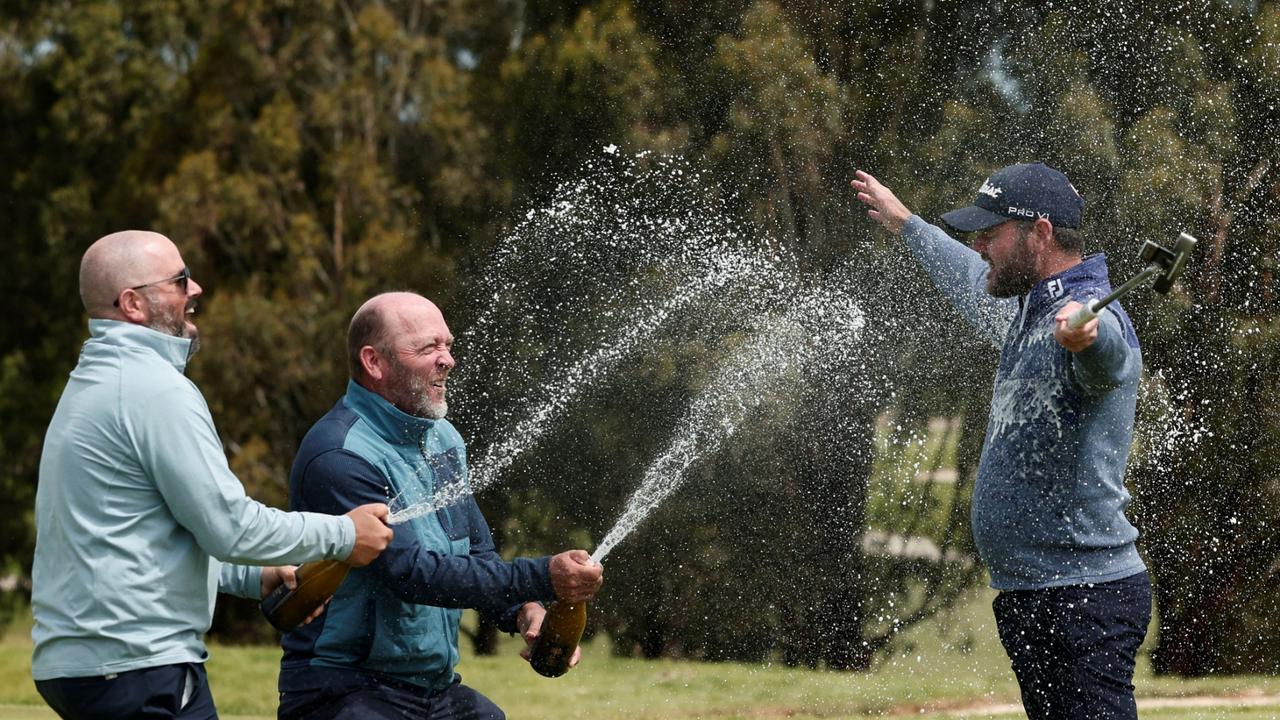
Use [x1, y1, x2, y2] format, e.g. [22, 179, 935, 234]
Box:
[337, 515, 357, 560]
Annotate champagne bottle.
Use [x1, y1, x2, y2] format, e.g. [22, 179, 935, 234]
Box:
[529, 600, 587, 678]
[260, 559, 350, 633]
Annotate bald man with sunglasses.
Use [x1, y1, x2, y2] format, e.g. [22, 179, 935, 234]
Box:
[31, 230, 395, 719]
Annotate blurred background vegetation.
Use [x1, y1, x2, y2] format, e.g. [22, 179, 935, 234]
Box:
[1, 0, 1278, 677]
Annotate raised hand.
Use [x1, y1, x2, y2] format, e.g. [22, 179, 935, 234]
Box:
[851, 169, 912, 235]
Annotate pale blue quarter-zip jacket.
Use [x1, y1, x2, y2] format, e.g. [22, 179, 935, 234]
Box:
[32, 320, 356, 680]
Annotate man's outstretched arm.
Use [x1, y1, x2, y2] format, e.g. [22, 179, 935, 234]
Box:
[852, 169, 1017, 347]
[298, 449, 600, 612]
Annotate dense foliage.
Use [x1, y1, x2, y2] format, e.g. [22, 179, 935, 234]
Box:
[2, 0, 1278, 674]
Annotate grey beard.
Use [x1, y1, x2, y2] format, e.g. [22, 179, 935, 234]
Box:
[382, 350, 448, 419]
[403, 372, 447, 419]
[144, 295, 199, 356]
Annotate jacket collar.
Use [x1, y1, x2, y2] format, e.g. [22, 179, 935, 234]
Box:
[1026, 253, 1113, 318]
[88, 319, 194, 373]
[343, 379, 437, 446]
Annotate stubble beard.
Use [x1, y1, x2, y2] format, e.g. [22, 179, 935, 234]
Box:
[144, 293, 201, 356]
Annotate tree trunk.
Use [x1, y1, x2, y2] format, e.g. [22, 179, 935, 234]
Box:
[470, 613, 501, 657]
[786, 381, 876, 671]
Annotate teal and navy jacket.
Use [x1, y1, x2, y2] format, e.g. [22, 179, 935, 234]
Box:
[32, 320, 355, 681]
[279, 380, 556, 693]
[902, 215, 1147, 590]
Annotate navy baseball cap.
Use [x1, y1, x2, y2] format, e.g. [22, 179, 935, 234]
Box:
[941, 163, 1085, 232]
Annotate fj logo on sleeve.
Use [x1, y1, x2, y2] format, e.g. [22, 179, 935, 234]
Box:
[979, 180, 1002, 198]
[1046, 279, 1064, 299]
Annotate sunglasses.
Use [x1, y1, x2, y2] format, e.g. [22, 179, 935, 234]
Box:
[113, 267, 191, 308]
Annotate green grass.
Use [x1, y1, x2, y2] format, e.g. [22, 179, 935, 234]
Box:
[3, 589, 1279, 719]
[3, 412, 1271, 718]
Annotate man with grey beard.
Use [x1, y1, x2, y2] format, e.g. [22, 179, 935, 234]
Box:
[31, 230, 394, 719]
[277, 292, 603, 720]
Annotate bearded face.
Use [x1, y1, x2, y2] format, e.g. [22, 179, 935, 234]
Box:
[383, 351, 448, 419]
[981, 222, 1039, 298]
[143, 289, 201, 354]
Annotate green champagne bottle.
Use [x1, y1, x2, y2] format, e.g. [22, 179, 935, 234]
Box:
[529, 600, 587, 678]
[260, 559, 350, 633]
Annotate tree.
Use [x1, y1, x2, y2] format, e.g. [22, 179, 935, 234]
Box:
[5, 0, 1279, 674]
[0, 0, 204, 578]
[495, 1, 668, 203]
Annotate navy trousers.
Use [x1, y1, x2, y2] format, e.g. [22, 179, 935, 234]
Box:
[278, 674, 504, 720]
[35, 662, 216, 720]
[993, 571, 1151, 720]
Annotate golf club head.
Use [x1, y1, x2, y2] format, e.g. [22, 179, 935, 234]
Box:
[1151, 232, 1197, 294]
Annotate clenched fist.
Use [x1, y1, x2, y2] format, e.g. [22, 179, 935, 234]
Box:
[344, 503, 394, 566]
[549, 550, 603, 603]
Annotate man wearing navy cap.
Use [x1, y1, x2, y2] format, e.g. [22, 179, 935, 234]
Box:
[852, 164, 1150, 720]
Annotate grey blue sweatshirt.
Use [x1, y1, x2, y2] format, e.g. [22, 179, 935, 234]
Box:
[32, 320, 355, 680]
[902, 215, 1147, 590]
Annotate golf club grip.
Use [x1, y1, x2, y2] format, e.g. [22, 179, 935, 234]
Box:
[1068, 299, 1099, 329]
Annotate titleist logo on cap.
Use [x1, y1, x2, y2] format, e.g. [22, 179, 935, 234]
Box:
[941, 163, 1085, 232]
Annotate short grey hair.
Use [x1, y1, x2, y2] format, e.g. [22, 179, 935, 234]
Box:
[347, 303, 390, 380]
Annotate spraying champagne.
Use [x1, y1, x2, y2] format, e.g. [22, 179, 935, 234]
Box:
[260, 559, 350, 633]
[258, 502, 394, 633]
[529, 600, 588, 678]
[525, 551, 602, 678]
